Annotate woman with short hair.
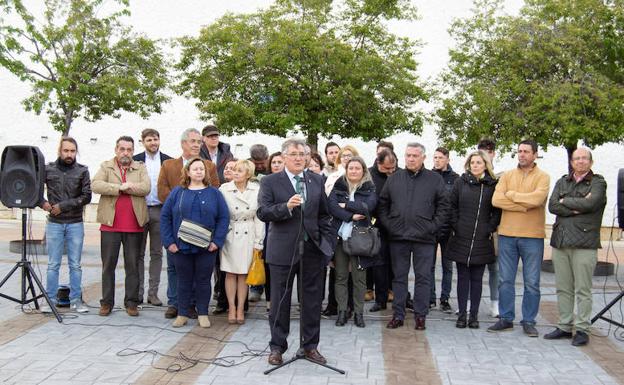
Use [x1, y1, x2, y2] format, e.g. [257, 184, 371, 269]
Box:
[219, 159, 265, 324]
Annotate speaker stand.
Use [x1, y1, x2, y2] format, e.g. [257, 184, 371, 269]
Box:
[0, 209, 62, 323]
[591, 290, 624, 328]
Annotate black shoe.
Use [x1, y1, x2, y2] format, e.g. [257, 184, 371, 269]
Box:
[429, 300, 436, 309]
[406, 298, 414, 310]
[335, 310, 348, 326]
[321, 305, 338, 317]
[456, 312, 467, 328]
[468, 313, 479, 329]
[572, 331, 589, 346]
[522, 322, 539, 337]
[487, 319, 514, 333]
[439, 300, 453, 313]
[212, 305, 227, 315]
[544, 328, 573, 340]
[188, 306, 198, 320]
[369, 303, 387, 312]
[415, 316, 426, 330]
[354, 313, 365, 328]
[386, 318, 404, 329]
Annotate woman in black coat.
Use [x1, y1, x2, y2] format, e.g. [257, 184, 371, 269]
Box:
[446, 150, 501, 329]
[328, 156, 377, 328]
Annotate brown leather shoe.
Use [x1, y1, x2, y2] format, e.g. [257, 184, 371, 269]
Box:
[386, 317, 404, 329]
[126, 306, 139, 317]
[188, 306, 198, 319]
[304, 349, 327, 365]
[99, 303, 112, 316]
[415, 316, 426, 330]
[268, 350, 283, 365]
[165, 306, 177, 319]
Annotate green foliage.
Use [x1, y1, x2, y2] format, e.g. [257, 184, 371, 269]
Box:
[176, 0, 427, 149]
[434, 0, 624, 155]
[0, 0, 169, 134]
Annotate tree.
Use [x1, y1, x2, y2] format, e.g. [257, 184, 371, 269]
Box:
[434, 0, 624, 160]
[0, 0, 169, 135]
[175, 0, 427, 150]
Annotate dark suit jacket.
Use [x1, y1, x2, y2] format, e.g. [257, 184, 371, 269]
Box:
[157, 157, 220, 203]
[257, 170, 335, 265]
[133, 151, 172, 164]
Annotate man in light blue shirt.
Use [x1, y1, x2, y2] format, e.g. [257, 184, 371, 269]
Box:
[133, 128, 171, 306]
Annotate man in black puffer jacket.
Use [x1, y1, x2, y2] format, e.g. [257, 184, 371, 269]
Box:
[545, 148, 606, 347]
[378, 143, 450, 330]
[39, 137, 92, 313]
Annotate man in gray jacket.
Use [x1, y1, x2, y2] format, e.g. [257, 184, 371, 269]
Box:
[545, 147, 606, 346]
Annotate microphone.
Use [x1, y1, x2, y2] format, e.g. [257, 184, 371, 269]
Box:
[297, 176, 305, 205]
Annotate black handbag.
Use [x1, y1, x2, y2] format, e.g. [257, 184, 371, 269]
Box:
[342, 211, 381, 257]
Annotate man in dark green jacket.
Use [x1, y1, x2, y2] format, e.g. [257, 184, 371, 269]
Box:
[545, 147, 606, 346]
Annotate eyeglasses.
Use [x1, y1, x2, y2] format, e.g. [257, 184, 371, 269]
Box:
[340, 154, 353, 159]
[286, 152, 306, 158]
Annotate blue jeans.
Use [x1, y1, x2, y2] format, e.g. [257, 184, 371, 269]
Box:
[498, 235, 544, 325]
[45, 222, 84, 303]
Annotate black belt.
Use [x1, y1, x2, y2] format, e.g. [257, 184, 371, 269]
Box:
[148, 204, 162, 208]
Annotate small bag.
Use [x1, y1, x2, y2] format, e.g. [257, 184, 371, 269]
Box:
[176, 190, 213, 248]
[246, 249, 266, 285]
[178, 219, 213, 249]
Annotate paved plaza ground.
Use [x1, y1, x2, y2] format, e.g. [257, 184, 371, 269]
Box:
[0, 219, 623, 385]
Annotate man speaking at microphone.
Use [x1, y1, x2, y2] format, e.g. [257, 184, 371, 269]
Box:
[258, 138, 335, 366]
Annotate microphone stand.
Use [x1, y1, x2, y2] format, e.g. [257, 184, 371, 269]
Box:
[265, 176, 344, 375]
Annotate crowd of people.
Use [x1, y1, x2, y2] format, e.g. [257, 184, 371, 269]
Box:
[38, 126, 608, 366]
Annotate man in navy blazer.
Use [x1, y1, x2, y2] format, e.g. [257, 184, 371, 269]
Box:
[132, 129, 172, 306]
[257, 138, 335, 366]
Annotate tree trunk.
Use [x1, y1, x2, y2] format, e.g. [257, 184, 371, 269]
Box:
[62, 110, 73, 136]
[306, 131, 318, 153]
[565, 143, 577, 175]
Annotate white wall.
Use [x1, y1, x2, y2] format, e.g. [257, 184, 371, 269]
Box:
[0, 1, 621, 225]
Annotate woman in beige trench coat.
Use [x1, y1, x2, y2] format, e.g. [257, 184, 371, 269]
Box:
[219, 159, 265, 324]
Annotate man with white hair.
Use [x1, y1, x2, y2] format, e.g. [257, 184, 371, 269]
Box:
[377, 142, 450, 330]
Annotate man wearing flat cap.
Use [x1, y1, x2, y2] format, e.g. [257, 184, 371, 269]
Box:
[199, 124, 234, 184]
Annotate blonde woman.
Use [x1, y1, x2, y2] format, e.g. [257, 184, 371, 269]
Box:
[219, 159, 265, 324]
[324, 145, 359, 196]
[446, 151, 501, 329]
[328, 156, 377, 328]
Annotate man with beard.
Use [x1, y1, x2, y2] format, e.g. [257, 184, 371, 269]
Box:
[40, 137, 92, 313]
[133, 129, 172, 306]
[92, 136, 150, 317]
[322, 142, 340, 176]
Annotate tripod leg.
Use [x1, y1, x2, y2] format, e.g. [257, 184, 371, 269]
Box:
[591, 290, 624, 326]
[24, 264, 40, 308]
[0, 263, 21, 288]
[25, 263, 62, 323]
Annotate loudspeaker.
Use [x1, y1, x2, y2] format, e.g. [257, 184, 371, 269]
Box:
[0, 146, 45, 208]
[618, 168, 624, 229]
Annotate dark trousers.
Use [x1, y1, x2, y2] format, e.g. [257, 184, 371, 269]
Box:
[172, 249, 215, 317]
[390, 241, 435, 319]
[372, 237, 392, 304]
[456, 263, 486, 315]
[138, 205, 163, 299]
[269, 240, 324, 353]
[430, 239, 453, 302]
[100, 231, 142, 308]
[366, 267, 374, 291]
